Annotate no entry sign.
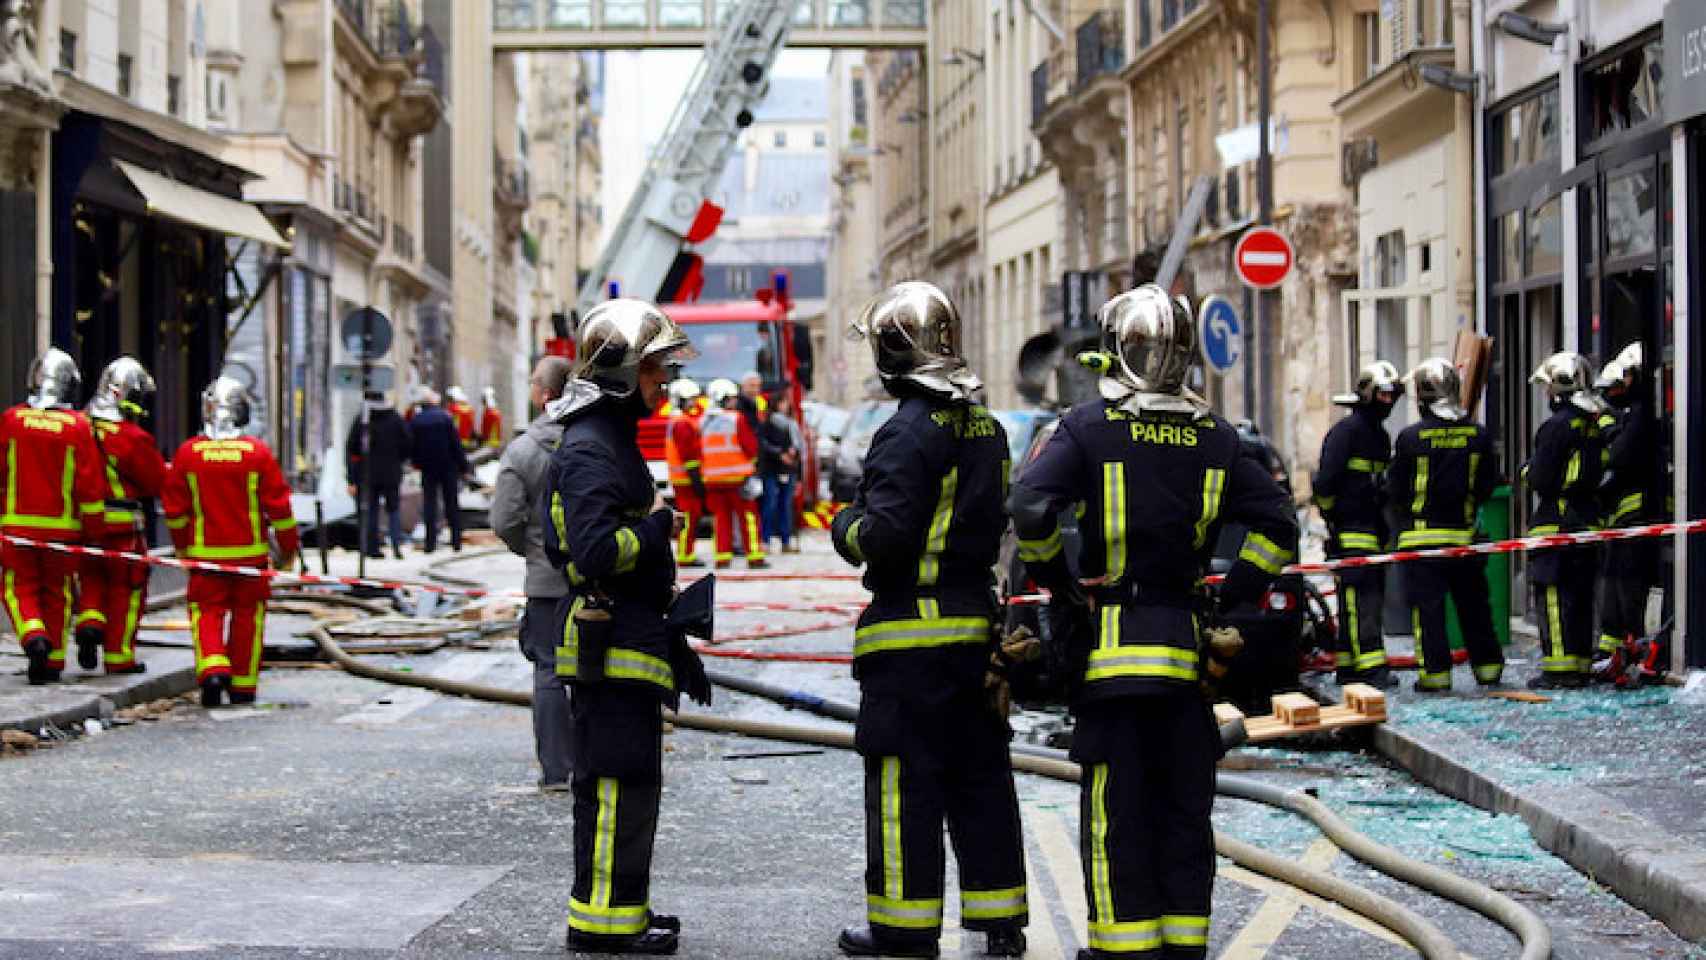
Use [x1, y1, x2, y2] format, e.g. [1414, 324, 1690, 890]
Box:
[1235, 226, 1294, 290]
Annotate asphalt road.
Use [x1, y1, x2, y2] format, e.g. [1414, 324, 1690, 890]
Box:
[0, 541, 1699, 959]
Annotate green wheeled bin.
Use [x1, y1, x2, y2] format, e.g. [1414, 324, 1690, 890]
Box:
[1446, 483, 1513, 649]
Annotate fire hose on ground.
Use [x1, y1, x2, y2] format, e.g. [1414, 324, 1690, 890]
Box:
[307, 621, 1556, 960]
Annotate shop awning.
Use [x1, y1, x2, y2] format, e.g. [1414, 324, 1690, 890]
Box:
[115, 160, 291, 250]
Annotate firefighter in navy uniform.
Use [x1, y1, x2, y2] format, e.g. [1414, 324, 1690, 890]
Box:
[1593, 343, 1662, 676]
[829, 282, 1027, 959]
[1313, 361, 1403, 688]
[1385, 359, 1504, 692]
[542, 300, 706, 956]
[1009, 285, 1298, 960]
[1524, 352, 1606, 689]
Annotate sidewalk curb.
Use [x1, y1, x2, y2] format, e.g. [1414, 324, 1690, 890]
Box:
[1373, 723, 1706, 944]
[1, 590, 196, 735]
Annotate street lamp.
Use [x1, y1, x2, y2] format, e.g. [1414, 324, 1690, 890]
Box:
[1494, 13, 1567, 47]
[1419, 63, 1479, 97]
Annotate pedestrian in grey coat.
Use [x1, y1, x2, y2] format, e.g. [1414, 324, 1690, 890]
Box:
[489, 355, 576, 790]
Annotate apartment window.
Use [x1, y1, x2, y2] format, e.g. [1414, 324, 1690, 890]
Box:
[168, 75, 181, 116]
[1174, 96, 1190, 211]
[774, 130, 788, 148]
[1374, 230, 1407, 375]
[814, 129, 827, 148]
[117, 54, 133, 98]
[1137, 0, 1151, 47]
[1354, 13, 1378, 84]
[58, 30, 76, 72]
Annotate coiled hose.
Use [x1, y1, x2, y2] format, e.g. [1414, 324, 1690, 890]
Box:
[310, 624, 1472, 959]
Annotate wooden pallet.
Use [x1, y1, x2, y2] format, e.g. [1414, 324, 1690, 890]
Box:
[1216, 684, 1388, 743]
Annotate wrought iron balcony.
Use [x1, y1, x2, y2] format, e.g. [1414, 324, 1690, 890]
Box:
[1074, 10, 1124, 89]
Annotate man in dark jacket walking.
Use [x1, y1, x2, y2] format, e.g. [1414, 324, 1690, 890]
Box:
[346, 391, 413, 559]
[410, 389, 470, 553]
[491, 356, 576, 790]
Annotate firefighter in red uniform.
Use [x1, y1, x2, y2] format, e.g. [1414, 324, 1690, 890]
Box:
[0, 348, 107, 685]
[664, 379, 709, 567]
[479, 386, 505, 449]
[162, 377, 299, 707]
[701, 378, 767, 569]
[72, 357, 166, 675]
[447, 386, 478, 451]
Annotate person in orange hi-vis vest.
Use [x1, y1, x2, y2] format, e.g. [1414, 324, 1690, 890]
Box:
[72, 357, 167, 676]
[0, 348, 108, 685]
[446, 385, 478, 451]
[162, 377, 299, 708]
[700, 378, 767, 569]
[664, 378, 709, 566]
[478, 386, 505, 449]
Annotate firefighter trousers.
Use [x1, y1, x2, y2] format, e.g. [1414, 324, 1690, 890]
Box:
[1407, 556, 1503, 689]
[566, 685, 664, 939]
[857, 691, 1028, 947]
[706, 485, 764, 564]
[1, 540, 79, 668]
[1332, 560, 1387, 677]
[1598, 539, 1660, 654]
[1073, 694, 1216, 958]
[74, 531, 150, 671]
[187, 569, 272, 694]
[670, 484, 705, 564]
[1532, 545, 1596, 677]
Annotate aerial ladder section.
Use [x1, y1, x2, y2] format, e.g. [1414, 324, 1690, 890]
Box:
[574, 0, 794, 318]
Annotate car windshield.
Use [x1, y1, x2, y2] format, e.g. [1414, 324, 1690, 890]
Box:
[992, 409, 1056, 464]
[675, 321, 782, 387]
[847, 401, 897, 442]
[813, 405, 850, 439]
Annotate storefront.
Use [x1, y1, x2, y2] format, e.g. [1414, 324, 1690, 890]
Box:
[50, 111, 288, 449]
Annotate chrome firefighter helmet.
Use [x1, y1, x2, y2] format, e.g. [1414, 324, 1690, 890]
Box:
[1095, 284, 1202, 411]
[573, 298, 697, 400]
[850, 281, 982, 403]
[86, 356, 156, 423]
[446, 385, 468, 404]
[1332, 360, 1405, 408]
[1408, 358, 1468, 422]
[706, 378, 739, 408]
[669, 378, 703, 409]
[1595, 341, 1643, 390]
[481, 386, 497, 407]
[201, 376, 252, 440]
[25, 348, 81, 410]
[1531, 351, 1604, 414]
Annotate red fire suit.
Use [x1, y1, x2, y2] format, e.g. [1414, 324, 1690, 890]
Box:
[700, 406, 764, 565]
[162, 436, 298, 696]
[665, 402, 707, 564]
[449, 401, 478, 451]
[73, 418, 167, 672]
[479, 404, 504, 448]
[0, 405, 106, 670]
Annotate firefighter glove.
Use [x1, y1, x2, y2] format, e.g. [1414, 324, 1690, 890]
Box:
[1198, 624, 1244, 700]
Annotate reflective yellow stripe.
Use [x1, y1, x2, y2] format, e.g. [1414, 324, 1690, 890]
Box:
[882, 757, 903, 901]
[1528, 524, 1561, 536]
[107, 585, 144, 666]
[1315, 493, 1337, 511]
[164, 516, 189, 530]
[566, 898, 650, 936]
[1017, 525, 1063, 563]
[744, 509, 764, 561]
[1161, 914, 1209, 947]
[271, 517, 297, 531]
[1465, 453, 1481, 524]
[915, 597, 940, 620]
[237, 604, 266, 688]
[3, 448, 82, 530]
[1473, 662, 1503, 683]
[844, 517, 864, 563]
[1411, 455, 1429, 516]
[1396, 527, 1472, 548]
[852, 617, 989, 657]
[1088, 763, 1115, 927]
[1193, 468, 1226, 549]
[1085, 642, 1199, 683]
[866, 894, 944, 930]
[555, 596, 583, 678]
[567, 777, 650, 935]
[1413, 607, 1450, 688]
[246, 472, 262, 549]
[3, 567, 30, 638]
[917, 466, 957, 586]
[1237, 532, 1292, 575]
[1564, 451, 1581, 487]
[1343, 585, 1361, 655]
[604, 647, 675, 691]
[1102, 461, 1126, 581]
[1337, 531, 1380, 551]
[1346, 457, 1386, 473]
[1098, 603, 1120, 650]
[1088, 918, 1163, 953]
[613, 527, 640, 573]
[961, 885, 1027, 920]
[189, 474, 206, 553]
[1543, 586, 1567, 670]
[1610, 491, 1643, 524]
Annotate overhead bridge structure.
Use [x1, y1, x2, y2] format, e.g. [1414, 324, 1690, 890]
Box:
[492, 0, 927, 49]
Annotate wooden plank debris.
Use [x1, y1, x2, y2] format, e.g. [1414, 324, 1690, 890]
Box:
[1219, 687, 1389, 744]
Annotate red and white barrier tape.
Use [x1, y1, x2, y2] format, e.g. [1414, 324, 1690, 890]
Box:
[1005, 519, 1706, 606]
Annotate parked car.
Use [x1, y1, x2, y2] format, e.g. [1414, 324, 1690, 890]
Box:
[802, 401, 851, 500]
[827, 400, 897, 502]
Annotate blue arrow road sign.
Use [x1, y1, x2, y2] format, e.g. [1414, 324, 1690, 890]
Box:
[1199, 295, 1242, 374]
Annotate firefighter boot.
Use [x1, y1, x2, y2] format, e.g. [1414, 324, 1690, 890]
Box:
[200, 674, 230, 708]
[838, 926, 939, 958]
[74, 626, 101, 670]
[564, 927, 679, 955]
[23, 636, 58, 685]
[229, 690, 257, 706]
[984, 928, 1027, 956]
